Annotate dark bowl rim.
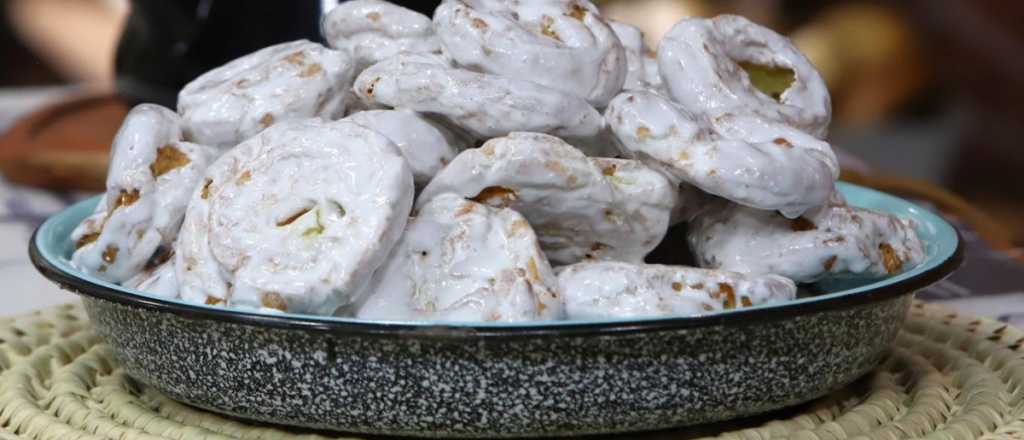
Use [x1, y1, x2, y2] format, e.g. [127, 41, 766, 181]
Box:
[29, 227, 964, 339]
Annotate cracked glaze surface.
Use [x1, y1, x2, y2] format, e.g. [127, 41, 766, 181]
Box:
[689, 192, 926, 283]
[434, 0, 626, 108]
[419, 132, 675, 265]
[178, 40, 354, 148]
[557, 261, 795, 320]
[323, 0, 442, 72]
[71, 104, 217, 283]
[357, 194, 562, 323]
[353, 53, 604, 141]
[175, 119, 414, 314]
[606, 90, 837, 218]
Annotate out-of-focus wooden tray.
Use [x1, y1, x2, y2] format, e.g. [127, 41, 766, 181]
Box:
[0, 94, 127, 191]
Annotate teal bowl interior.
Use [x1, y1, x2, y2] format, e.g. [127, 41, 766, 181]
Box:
[30, 181, 962, 331]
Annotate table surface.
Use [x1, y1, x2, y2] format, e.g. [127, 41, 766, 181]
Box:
[2, 86, 1023, 323]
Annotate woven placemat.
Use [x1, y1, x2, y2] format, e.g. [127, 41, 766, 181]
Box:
[1, 302, 1022, 440]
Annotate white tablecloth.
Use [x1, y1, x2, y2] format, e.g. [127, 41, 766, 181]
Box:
[0, 178, 80, 315]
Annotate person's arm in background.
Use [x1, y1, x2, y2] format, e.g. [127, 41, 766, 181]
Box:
[5, 0, 127, 86]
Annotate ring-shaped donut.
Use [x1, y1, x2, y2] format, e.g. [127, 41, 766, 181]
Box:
[557, 261, 796, 319]
[658, 15, 831, 138]
[177, 40, 354, 148]
[70, 104, 217, 283]
[357, 193, 563, 322]
[417, 132, 677, 265]
[323, 0, 442, 72]
[175, 119, 414, 314]
[688, 193, 926, 283]
[434, 0, 626, 108]
[353, 53, 604, 142]
[605, 89, 837, 218]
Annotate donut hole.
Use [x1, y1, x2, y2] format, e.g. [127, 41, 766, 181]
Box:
[273, 201, 327, 237]
[738, 62, 795, 101]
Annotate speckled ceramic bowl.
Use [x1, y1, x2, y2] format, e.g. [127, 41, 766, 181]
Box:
[30, 182, 962, 438]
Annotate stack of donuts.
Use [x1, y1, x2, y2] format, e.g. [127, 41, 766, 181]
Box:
[69, 0, 925, 322]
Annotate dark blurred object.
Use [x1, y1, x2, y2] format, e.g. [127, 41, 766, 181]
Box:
[114, 0, 445, 108]
[908, 0, 1024, 245]
[645, 223, 697, 266]
[910, 0, 1024, 131]
[396, 1, 442, 16]
[115, 0, 326, 107]
[0, 94, 126, 191]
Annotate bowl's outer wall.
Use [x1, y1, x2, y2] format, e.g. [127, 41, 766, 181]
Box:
[84, 294, 911, 438]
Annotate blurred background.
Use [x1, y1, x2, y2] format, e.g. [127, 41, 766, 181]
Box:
[0, 0, 1021, 316]
[2, 0, 1023, 234]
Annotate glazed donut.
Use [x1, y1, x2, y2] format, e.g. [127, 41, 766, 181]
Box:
[658, 15, 831, 138]
[70, 104, 217, 283]
[175, 119, 414, 314]
[353, 53, 604, 142]
[418, 132, 676, 265]
[607, 20, 657, 92]
[356, 194, 563, 322]
[557, 261, 796, 319]
[177, 40, 354, 148]
[323, 0, 442, 72]
[434, 0, 626, 108]
[608, 20, 644, 90]
[123, 260, 178, 299]
[343, 109, 465, 187]
[688, 194, 925, 283]
[605, 89, 837, 218]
